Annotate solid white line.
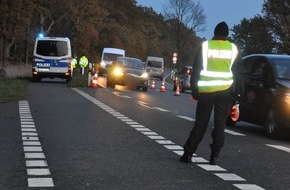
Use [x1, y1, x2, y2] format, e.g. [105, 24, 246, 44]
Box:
[27, 178, 54, 187]
[266, 144, 290, 153]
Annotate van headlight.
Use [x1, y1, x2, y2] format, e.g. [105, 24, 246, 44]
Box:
[141, 73, 149, 79]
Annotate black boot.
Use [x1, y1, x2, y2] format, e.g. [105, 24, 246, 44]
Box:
[210, 144, 220, 165]
[209, 156, 219, 165]
[179, 151, 192, 163]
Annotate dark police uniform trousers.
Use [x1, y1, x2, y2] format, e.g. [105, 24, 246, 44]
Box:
[184, 88, 232, 156]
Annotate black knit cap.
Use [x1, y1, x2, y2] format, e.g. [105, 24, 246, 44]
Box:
[214, 21, 229, 37]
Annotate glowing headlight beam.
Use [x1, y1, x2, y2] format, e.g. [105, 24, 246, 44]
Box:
[141, 73, 149, 78]
[113, 68, 124, 76]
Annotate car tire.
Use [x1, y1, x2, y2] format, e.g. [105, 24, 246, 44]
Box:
[265, 107, 282, 139]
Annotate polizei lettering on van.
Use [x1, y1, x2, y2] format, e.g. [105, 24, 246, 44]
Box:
[207, 49, 232, 59]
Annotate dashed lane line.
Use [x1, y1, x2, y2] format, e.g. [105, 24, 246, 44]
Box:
[18, 100, 54, 188]
[72, 88, 266, 190]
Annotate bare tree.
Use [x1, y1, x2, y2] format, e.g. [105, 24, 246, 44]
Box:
[163, 0, 206, 70]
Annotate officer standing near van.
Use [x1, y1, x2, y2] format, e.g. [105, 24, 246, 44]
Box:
[179, 21, 243, 165]
[79, 55, 88, 75]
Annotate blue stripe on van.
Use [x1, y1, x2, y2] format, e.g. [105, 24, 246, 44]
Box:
[34, 57, 69, 67]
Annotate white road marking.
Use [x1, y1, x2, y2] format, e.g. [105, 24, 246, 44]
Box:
[26, 160, 48, 167]
[225, 129, 246, 136]
[197, 164, 227, 171]
[191, 157, 208, 163]
[214, 173, 246, 181]
[266, 144, 290, 153]
[155, 140, 175, 145]
[233, 184, 266, 190]
[19, 100, 54, 188]
[24, 146, 43, 152]
[163, 145, 183, 150]
[177, 115, 195, 121]
[28, 178, 54, 187]
[72, 88, 266, 190]
[153, 107, 170, 112]
[27, 168, 51, 176]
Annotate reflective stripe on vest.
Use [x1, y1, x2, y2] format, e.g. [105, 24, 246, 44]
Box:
[198, 40, 238, 93]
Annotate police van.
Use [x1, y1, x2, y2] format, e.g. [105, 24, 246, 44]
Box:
[32, 37, 72, 82]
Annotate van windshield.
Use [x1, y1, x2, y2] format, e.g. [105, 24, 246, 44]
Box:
[36, 40, 68, 56]
[104, 53, 123, 61]
[147, 61, 162, 68]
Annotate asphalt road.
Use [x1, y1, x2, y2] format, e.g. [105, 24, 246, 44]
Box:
[1, 77, 290, 189]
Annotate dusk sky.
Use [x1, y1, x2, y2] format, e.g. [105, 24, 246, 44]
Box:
[136, 0, 264, 39]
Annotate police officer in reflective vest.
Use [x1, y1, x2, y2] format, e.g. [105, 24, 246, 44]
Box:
[79, 55, 88, 75]
[71, 57, 77, 69]
[180, 21, 244, 165]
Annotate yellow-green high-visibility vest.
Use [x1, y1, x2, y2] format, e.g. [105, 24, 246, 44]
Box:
[198, 40, 238, 93]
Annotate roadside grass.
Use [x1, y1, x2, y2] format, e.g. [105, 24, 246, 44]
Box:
[0, 65, 91, 103]
[0, 79, 29, 103]
[0, 64, 30, 104]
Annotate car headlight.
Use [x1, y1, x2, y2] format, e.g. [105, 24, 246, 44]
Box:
[284, 93, 290, 105]
[113, 68, 124, 76]
[141, 72, 149, 79]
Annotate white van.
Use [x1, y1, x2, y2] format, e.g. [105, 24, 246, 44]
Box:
[100, 47, 125, 75]
[32, 37, 72, 82]
[145, 56, 164, 80]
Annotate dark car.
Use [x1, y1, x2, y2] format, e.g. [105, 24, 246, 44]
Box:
[227, 54, 290, 138]
[173, 66, 192, 92]
[107, 57, 149, 91]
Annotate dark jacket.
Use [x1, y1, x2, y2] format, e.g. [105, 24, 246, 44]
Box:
[190, 37, 244, 100]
